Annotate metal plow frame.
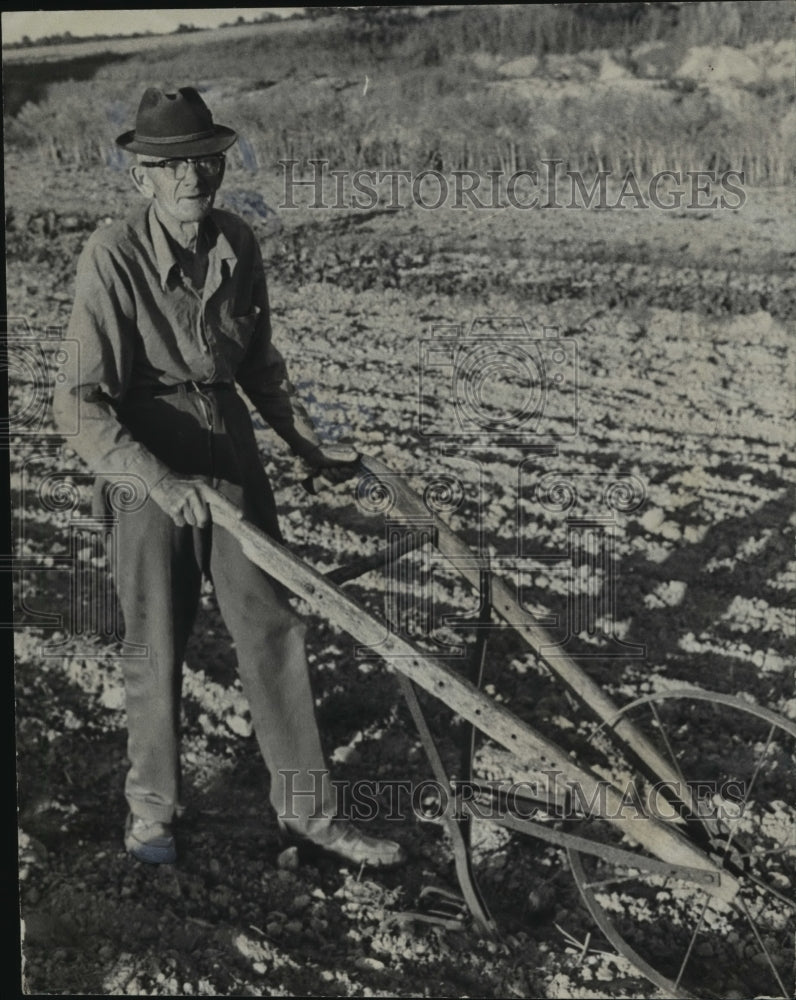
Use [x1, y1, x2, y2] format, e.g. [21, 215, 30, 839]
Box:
[198, 456, 795, 998]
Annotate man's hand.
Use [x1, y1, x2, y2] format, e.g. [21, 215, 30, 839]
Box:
[150, 474, 210, 527]
[305, 444, 361, 486]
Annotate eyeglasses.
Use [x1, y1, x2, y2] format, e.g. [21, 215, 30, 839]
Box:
[139, 154, 225, 179]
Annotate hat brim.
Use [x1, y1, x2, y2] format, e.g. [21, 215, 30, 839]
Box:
[116, 125, 238, 157]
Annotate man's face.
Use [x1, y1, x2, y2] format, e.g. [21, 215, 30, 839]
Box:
[132, 155, 224, 226]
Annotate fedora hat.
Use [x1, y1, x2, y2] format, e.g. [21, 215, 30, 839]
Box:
[116, 86, 237, 157]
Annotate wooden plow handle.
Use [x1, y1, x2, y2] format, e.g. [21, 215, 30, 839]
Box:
[355, 457, 701, 812]
[197, 470, 739, 906]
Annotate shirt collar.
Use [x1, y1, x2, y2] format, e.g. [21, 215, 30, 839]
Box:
[148, 204, 237, 290]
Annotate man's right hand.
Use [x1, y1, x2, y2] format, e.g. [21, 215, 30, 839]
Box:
[149, 474, 210, 528]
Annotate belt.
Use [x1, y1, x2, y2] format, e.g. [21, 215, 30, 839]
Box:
[128, 380, 235, 397]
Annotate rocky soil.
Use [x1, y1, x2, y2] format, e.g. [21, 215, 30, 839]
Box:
[8, 152, 796, 997]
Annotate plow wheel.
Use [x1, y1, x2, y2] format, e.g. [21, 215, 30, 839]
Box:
[567, 689, 796, 999]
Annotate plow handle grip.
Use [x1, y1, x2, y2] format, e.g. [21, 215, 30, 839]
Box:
[199, 454, 374, 528]
[301, 455, 368, 496]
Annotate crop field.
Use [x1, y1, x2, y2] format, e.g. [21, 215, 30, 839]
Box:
[6, 5, 796, 999]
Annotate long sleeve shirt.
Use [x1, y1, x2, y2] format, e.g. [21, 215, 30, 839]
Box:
[55, 202, 319, 491]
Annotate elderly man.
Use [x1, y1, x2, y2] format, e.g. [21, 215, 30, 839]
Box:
[56, 86, 404, 869]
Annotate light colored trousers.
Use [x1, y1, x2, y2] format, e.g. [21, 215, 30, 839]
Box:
[100, 387, 336, 835]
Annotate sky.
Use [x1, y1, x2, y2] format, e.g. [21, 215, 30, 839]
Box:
[1, 9, 305, 45]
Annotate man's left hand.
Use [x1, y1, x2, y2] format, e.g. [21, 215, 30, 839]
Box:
[305, 444, 361, 485]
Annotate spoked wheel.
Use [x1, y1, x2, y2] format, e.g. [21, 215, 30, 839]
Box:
[567, 689, 796, 1000]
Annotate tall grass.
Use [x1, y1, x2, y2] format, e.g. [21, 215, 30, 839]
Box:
[5, 3, 795, 185]
[9, 71, 794, 186]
